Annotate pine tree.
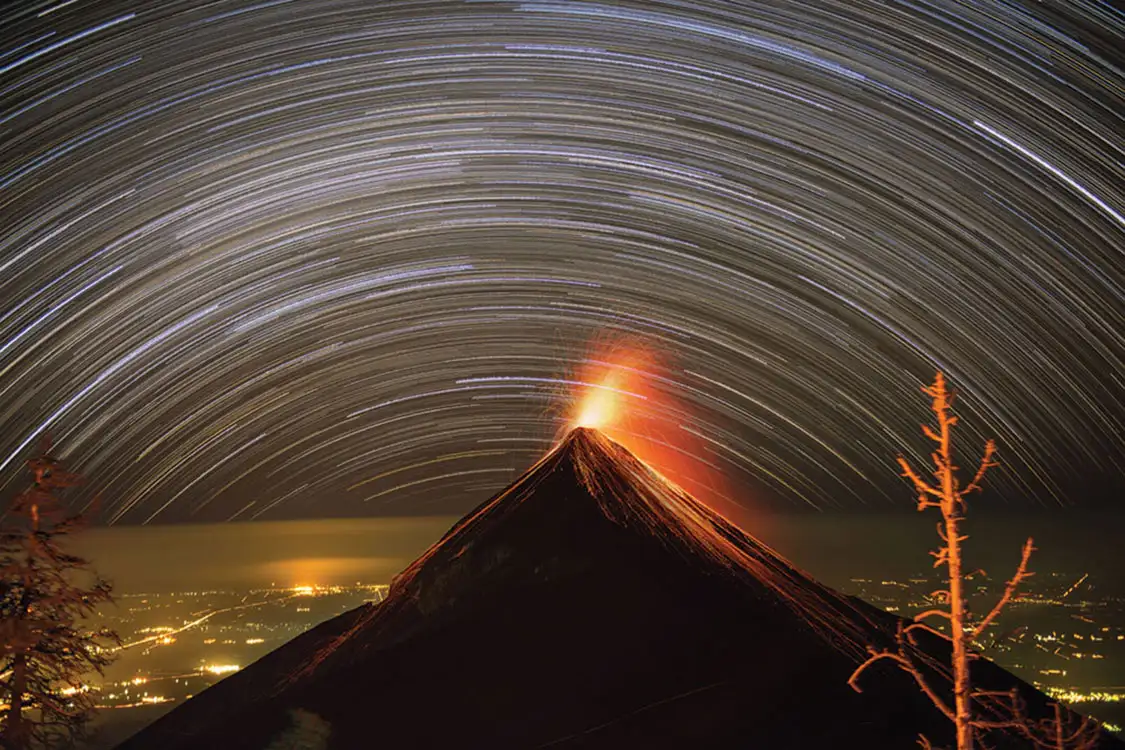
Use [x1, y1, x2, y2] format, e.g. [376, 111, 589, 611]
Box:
[0, 446, 117, 750]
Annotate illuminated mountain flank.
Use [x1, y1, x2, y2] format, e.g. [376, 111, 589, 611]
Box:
[117, 428, 1122, 749]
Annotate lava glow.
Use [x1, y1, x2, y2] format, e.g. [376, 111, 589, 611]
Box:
[573, 368, 640, 431]
[568, 347, 653, 436]
[565, 343, 745, 522]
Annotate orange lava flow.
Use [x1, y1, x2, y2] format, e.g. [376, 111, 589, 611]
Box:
[564, 342, 745, 522]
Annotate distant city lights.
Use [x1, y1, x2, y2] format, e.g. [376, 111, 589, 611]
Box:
[203, 664, 240, 675]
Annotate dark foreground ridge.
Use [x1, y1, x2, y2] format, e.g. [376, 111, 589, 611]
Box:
[117, 428, 1122, 749]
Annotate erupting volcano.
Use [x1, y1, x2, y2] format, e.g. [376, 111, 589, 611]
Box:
[117, 428, 1121, 750]
[563, 344, 737, 519]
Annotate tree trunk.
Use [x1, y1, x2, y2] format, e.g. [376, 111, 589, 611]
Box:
[3, 654, 28, 750]
[938, 394, 973, 750]
[945, 512, 973, 750]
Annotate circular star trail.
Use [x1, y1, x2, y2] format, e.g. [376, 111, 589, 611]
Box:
[1, 0, 1123, 523]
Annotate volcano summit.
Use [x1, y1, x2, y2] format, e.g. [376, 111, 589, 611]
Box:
[117, 428, 1121, 749]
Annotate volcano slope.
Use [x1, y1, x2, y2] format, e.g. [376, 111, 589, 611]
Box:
[117, 428, 1122, 749]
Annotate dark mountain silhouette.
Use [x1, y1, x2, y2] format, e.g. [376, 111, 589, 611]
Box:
[117, 428, 1121, 749]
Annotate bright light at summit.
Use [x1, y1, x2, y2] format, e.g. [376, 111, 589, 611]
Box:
[574, 368, 640, 430]
[563, 340, 738, 515]
[569, 345, 654, 434]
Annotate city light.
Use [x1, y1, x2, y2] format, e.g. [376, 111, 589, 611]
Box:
[203, 664, 240, 675]
[1044, 688, 1123, 704]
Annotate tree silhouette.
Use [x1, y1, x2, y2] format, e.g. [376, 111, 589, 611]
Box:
[1028, 702, 1102, 750]
[0, 445, 117, 750]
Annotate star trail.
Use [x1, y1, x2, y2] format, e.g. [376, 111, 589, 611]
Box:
[0, 0, 1122, 523]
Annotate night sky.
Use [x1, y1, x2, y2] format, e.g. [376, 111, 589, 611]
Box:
[1, 0, 1122, 524]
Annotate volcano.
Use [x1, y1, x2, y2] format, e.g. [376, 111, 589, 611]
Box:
[117, 428, 1121, 749]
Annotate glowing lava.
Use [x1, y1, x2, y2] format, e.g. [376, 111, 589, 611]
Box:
[569, 348, 651, 434]
[573, 368, 636, 430]
[565, 341, 748, 524]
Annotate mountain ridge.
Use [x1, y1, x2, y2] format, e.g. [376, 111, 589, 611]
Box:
[116, 427, 1123, 750]
[292, 426, 878, 679]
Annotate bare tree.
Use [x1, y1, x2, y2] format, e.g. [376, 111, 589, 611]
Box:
[1028, 702, 1103, 750]
[0, 445, 117, 750]
[848, 372, 1034, 750]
